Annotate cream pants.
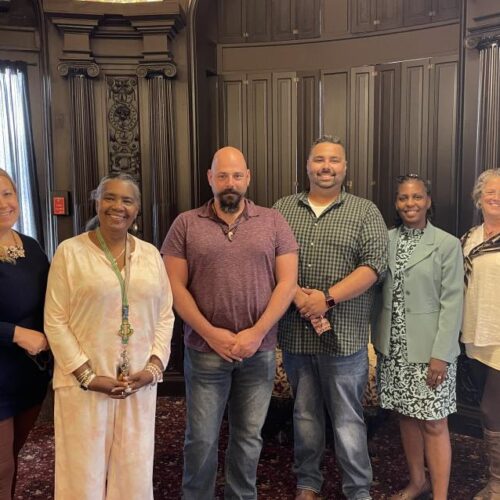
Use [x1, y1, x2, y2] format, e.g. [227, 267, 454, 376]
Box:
[54, 385, 157, 500]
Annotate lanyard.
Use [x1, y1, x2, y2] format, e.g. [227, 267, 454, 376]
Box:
[96, 227, 133, 345]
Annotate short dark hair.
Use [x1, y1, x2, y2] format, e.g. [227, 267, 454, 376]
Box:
[394, 174, 434, 227]
[309, 135, 345, 157]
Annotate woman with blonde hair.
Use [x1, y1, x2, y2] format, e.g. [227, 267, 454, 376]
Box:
[462, 168, 500, 500]
[0, 168, 50, 499]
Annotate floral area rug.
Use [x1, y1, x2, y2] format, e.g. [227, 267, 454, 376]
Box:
[15, 397, 486, 499]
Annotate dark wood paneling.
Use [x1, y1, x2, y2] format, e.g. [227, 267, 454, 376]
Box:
[321, 69, 349, 149]
[295, 0, 320, 39]
[433, 0, 460, 22]
[351, 0, 376, 33]
[297, 71, 319, 192]
[247, 73, 272, 205]
[323, 0, 348, 36]
[271, 0, 294, 41]
[349, 66, 375, 199]
[272, 72, 297, 202]
[374, 63, 401, 225]
[403, 0, 432, 26]
[246, 0, 271, 42]
[219, 74, 248, 155]
[217, 0, 244, 43]
[400, 58, 430, 177]
[376, 0, 403, 30]
[427, 55, 458, 233]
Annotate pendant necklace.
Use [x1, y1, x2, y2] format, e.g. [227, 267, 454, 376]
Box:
[96, 227, 133, 380]
[212, 202, 241, 242]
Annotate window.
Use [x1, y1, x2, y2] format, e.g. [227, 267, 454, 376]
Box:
[0, 62, 42, 241]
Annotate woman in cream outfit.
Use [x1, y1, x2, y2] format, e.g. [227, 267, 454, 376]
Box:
[462, 168, 500, 500]
[45, 173, 174, 500]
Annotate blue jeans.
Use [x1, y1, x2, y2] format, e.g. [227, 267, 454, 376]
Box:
[182, 348, 275, 500]
[283, 348, 372, 500]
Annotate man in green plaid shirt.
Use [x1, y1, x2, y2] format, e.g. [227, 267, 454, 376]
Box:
[273, 135, 388, 500]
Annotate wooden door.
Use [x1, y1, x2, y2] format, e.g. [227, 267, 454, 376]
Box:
[295, 0, 320, 39]
[351, 0, 375, 33]
[219, 74, 248, 156]
[271, 0, 294, 40]
[349, 66, 375, 200]
[246, 0, 271, 42]
[403, 0, 432, 26]
[376, 0, 403, 30]
[427, 55, 459, 233]
[247, 73, 272, 205]
[297, 71, 320, 192]
[432, 0, 460, 22]
[399, 58, 430, 177]
[374, 63, 401, 225]
[218, 0, 245, 43]
[272, 72, 297, 202]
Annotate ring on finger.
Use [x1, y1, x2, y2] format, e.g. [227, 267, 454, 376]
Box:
[124, 386, 133, 394]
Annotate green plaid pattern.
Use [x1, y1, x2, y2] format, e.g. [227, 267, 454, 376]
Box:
[273, 190, 388, 356]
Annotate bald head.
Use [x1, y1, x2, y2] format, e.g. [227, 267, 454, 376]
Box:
[208, 147, 250, 213]
[211, 146, 248, 172]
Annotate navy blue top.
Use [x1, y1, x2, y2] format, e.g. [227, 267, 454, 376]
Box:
[0, 233, 51, 420]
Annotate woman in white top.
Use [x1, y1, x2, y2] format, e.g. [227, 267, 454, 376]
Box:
[45, 173, 175, 500]
[461, 168, 500, 500]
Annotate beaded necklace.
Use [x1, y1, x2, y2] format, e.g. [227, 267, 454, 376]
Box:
[0, 230, 25, 261]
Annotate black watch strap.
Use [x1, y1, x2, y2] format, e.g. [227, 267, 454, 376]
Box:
[325, 293, 336, 309]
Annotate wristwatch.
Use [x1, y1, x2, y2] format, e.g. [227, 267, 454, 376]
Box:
[325, 293, 336, 309]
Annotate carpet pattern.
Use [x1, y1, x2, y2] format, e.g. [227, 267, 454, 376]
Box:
[15, 397, 487, 499]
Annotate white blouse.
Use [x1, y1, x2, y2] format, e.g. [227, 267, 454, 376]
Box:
[45, 233, 175, 389]
[462, 224, 500, 369]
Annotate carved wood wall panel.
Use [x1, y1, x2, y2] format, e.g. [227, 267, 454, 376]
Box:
[476, 41, 500, 171]
[67, 70, 99, 234]
[107, 76, 141, 179]
[147, 72, 177, 249]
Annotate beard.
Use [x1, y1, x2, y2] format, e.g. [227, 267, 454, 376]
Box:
[218, 189, 243, 213]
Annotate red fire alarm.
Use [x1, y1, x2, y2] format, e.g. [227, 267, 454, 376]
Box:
[51, 191, 70, 216]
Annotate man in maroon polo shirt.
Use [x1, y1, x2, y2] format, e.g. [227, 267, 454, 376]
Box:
[161, 146, 298, 500]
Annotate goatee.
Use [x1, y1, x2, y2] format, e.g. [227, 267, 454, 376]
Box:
[219, 190, 242, 213]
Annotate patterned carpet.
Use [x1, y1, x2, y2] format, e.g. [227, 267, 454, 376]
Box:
[15, 397, 487, 499]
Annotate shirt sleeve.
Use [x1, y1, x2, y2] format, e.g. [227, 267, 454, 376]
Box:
[358, 204, 388, 278]
[273, 210, 299, 256]
[160, 214, 187, 259]
[150, 250, 175, 368]
[0, 322, 15, 346]
[44, 243, 89, 375]
[431, 236, 464, 362]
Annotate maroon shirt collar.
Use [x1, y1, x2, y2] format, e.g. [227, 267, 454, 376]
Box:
[199, 198, 259, 220]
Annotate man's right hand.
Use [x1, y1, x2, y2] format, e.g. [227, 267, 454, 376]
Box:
[205, 327, 241, 362]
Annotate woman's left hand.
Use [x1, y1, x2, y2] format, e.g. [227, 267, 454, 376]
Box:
[123, 369, 155, 392]
[426, 358, 448, 389]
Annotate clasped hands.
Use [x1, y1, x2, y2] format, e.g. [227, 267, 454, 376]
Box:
[87, 369, 155, 399]
[207, 326, 262, 362]
[296, 287, 329, 323]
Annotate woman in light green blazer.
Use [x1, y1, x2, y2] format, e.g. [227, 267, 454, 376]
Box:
[372, 175, 463, 500]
